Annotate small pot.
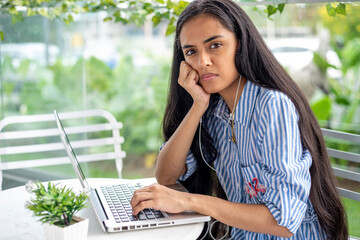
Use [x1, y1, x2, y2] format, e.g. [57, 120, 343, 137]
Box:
[43, 215, 89, 240]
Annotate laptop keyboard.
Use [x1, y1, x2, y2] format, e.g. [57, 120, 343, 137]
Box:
[101, 183, 165, 223]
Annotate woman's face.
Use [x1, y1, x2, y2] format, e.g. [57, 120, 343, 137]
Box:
[179, 14, 240, 96]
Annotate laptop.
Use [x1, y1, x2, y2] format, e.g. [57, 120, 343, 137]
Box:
[53, 110, 210, 232]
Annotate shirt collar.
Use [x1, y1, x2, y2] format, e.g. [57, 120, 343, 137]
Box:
[213, 80, 261, 127]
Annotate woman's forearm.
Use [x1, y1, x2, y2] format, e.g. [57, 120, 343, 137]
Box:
[155, 105, 205, 185]
[185, 193, 293, 238]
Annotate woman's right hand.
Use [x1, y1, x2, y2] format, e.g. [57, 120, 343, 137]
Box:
[178, 61, 210, 113]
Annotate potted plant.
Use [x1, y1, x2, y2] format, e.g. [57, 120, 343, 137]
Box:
[25, 181, 89, 240]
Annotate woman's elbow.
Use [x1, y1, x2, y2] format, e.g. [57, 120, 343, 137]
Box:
[281, 229, 293, 238]
[155, 176, 177, 186]
[155, 170, 177, 185]
[155, 164, 186, 185]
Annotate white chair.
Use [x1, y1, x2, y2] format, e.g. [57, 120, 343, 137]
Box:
[0, 109, 126, 190]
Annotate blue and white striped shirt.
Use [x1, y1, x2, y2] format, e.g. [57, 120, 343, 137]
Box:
[178, 81, 328, 239]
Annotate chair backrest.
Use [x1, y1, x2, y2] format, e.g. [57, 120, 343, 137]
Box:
[321, 128, 360, 202]
[0, 109, 126, 190]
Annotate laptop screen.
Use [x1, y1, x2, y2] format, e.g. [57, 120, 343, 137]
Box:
[54, 110, 90, 190]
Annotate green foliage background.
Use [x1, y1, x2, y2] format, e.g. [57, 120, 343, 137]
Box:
[1, 53, 170, 155]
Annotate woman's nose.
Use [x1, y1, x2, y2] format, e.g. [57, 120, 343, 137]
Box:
[198, 52, 212, 69]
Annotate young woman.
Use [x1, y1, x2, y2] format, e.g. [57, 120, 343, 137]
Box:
[130, 0, 348, 239]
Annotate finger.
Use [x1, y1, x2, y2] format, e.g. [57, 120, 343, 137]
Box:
[133, 183, 156, 194]
[178, 65, 189, 85]
[131, 185, 153, 204]
[187, 69, 199, 83]
[180, 61, 189, 73]
[182, 70, 199, 90]
[131, 192, 153, 208]
[179, 61, 193, 83]
[132, 200, 154, 215]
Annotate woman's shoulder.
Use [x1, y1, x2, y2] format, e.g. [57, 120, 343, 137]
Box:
[256, 86, 296, 112]
[259, 86, 292, 103]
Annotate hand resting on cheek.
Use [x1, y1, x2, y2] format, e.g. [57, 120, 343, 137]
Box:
[178, 61, 210, 113]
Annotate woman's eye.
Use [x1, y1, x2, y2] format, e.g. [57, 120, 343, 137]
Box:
[185, 49, 195, 56]
[210, 43, 222, 49]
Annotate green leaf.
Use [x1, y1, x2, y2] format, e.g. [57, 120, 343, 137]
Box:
[143, 3, 154, 13]
[9, 6, 19, 15]
[52, 7, 62, 17]
[336, 3, 346, 16]
[169, 16, 176, 25]
[166, 23, 176, 36]
[313, 52, 338, 76]
[64, 14, 74, 24]
[113, 11, 121, 18]
[161, 11, 170, 20]
[173, 0, 189, 16]
[103, 16, 112, 22]
[165, 16, 177, 35]
[341, 38, 360, 72]
[0, 31, 4, 41]
[311, 96, 332, 120]
[38, 8, 49, 18]
[61, 3, 68, 12]
[266, 5, 277, 18]
[277, 3, 285, 13]
[13, 0, 24, 5]
[326, 3, 336, 17]
[335, 96, 350, 105]
[166, 0, 175, 9]
[152, 13, 161, 27]
[27, 8, 35, 16]
[313, 52, 329, 73]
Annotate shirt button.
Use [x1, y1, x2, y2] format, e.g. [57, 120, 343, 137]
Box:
[283, 187, 288, 192]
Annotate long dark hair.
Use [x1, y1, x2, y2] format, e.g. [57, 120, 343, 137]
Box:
[162, 0, 348, 239]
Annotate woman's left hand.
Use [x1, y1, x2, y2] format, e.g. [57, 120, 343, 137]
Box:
[130, 183, 189, 215]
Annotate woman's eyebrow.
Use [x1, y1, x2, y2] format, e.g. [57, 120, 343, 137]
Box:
[204, 35, 223, 43]
[182, 35, 224, 49]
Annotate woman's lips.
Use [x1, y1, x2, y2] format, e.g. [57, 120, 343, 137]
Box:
[201, 73, 217, 81]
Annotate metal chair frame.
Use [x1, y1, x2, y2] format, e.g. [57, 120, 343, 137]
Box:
[321, 128, 360, 202]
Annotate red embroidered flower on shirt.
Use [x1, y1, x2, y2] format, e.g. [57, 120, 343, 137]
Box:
[245, 178, 266, 198]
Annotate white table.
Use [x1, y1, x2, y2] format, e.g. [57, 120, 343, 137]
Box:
[0, 178, 205, 240]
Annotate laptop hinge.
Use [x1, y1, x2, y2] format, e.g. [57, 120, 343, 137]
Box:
[90, 188, 108, 221]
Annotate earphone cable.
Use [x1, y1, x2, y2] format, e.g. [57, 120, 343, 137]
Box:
[199, 118, 223, 182]
[197, 76, 242, 240]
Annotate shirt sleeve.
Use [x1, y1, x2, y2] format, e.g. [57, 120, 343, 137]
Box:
[159, 142, 197, 181]
[257, 95, 312, 234]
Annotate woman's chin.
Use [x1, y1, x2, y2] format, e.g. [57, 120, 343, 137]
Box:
[201, 85, 220, 94]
